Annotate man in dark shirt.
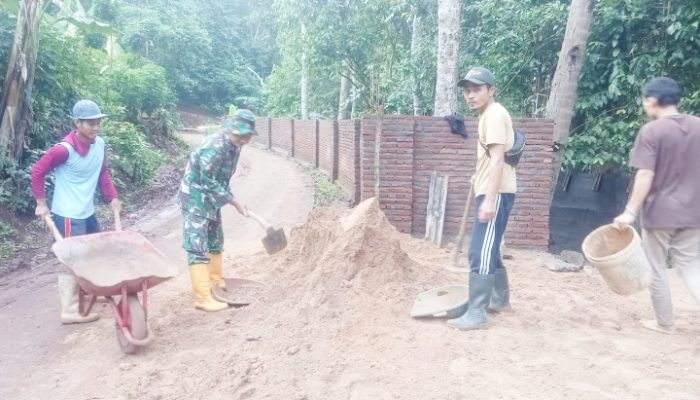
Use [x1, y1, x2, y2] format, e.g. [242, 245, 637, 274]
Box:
[614, 77, 700, 334]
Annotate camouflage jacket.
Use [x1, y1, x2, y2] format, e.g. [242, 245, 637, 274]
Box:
[177, 130, 241, 219]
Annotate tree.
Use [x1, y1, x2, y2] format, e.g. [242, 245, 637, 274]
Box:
[433, 0, 460, 116]
[563, 0, 700, 173]
[267, 0, 418, 118]
[0, 0, 115, 165]
[0, 0, 42, 166]
[546, 0, 594, 147]
[338, 59, 350, 119]
[300, 22, 308, 119]
[458, 0, 566, 117]
[410, 3, 423, 115]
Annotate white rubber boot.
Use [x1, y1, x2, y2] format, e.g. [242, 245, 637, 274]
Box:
[57, 273, 99, 324]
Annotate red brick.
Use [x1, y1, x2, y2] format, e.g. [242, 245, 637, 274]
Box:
[266, 114, 554, 249]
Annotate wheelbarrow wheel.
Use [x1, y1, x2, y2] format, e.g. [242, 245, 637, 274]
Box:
[115, 295, 147, 354]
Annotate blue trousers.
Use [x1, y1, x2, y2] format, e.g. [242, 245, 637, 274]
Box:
[52, 213, 100, 238]
[468, 194, 515, 275]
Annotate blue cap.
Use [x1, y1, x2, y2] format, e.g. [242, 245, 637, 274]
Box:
[72, 100, 107, 120]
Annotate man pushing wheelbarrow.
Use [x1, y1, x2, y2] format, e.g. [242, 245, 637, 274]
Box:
[32, 100, 177, 354]
[32, 99, 121, 324]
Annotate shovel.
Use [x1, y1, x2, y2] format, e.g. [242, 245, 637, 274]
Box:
[446, 184, 474, 272]
[247, 211, 287, 254]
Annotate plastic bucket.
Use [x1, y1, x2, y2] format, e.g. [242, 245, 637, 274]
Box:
[581, 224, 652, 295]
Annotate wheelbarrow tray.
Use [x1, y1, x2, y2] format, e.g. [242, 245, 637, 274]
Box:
[52, 230, 177, 297]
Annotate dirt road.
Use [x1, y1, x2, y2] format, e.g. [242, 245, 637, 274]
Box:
[1, 133, 700, 400]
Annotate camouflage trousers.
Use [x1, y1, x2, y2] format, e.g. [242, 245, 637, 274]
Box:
[182, 210, 224, 265]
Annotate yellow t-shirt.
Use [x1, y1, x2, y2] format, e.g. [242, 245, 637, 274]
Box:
[473, 102, 517, 196]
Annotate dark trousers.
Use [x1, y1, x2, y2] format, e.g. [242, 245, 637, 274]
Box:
[52, 214, 100, 238]
[468, 194, 515, 275]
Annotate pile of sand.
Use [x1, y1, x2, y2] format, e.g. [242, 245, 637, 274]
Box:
[248, 198, 428, 325]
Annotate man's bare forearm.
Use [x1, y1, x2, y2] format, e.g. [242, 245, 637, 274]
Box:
[485, 145, 505, 202]
[626, 169, 655, 215]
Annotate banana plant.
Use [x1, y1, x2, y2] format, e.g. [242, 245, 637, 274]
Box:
[0, 0, 116, 166]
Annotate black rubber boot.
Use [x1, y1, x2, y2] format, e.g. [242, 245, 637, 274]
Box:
[447, 273, 495, 330]
[488, 269, 511, 313]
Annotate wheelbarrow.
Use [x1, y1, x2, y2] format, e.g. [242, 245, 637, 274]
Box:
[44, 211, 177, 354]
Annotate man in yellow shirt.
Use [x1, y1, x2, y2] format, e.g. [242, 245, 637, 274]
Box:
[448, 67, 517, 331]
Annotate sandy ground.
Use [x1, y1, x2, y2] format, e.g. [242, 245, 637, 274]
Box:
[1, 133, 700, 400]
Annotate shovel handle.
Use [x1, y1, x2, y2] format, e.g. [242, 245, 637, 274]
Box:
[451, 183, 475, 266]
[43, 214, 63, 241]
[247, 211, 271, 230]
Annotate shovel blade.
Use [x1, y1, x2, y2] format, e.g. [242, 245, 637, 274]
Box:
[262, 227, 287, 254]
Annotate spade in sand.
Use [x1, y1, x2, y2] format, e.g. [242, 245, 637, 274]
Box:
[248, 211, 287, 254]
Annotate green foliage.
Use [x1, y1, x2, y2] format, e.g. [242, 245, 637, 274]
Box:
[0, 154, 39, 214]
[4, 0, 700, 189]
[566, 0, 700, 172]
[563, 114, 641, 172]
[460, 0, 567, 117]
[105, 60, 175, 119]
[82, 31, 107, 49]
[102, 121, 162, 186]
[310, 169, 347, 207]
[266, 0, 426, 118]
[0, 0, 20, 15]
[262, 57, 300, 118]
[0, 11, 13, 73]
[32, 25, 101, 151]
[0, 220, 16, 259]
[111, 0, 274, 113]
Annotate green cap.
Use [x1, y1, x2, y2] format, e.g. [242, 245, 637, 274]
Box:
[457, 67, 496, 87]
[224, 109, 257, 135]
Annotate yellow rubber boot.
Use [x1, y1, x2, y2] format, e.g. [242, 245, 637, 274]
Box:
[207, 253, 226, 289]
[188, 264, 228, 312]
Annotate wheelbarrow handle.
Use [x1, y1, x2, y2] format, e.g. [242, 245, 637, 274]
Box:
[43, 214, 63, 241]
[247, 211, 271, 230]
[113, 208, 122, 232]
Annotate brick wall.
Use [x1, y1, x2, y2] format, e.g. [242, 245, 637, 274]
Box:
[337, 119, 360, 202]
[318, 120, 338, 179]
[506, 119, 556, 248]
[410, 117, 554, 249]
[255, 117, 271, 148]
[293, 120, 318, 166]
[359, 117, 416, 233]
[262, 115, 554, 250]
[270, 118, 293, 156]
[412, 117, 477, 237]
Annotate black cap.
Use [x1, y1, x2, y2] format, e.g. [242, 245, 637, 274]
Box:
[457, 67, 496, 87]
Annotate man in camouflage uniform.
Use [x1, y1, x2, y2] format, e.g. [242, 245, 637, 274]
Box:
[178, 109, 256, 312]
